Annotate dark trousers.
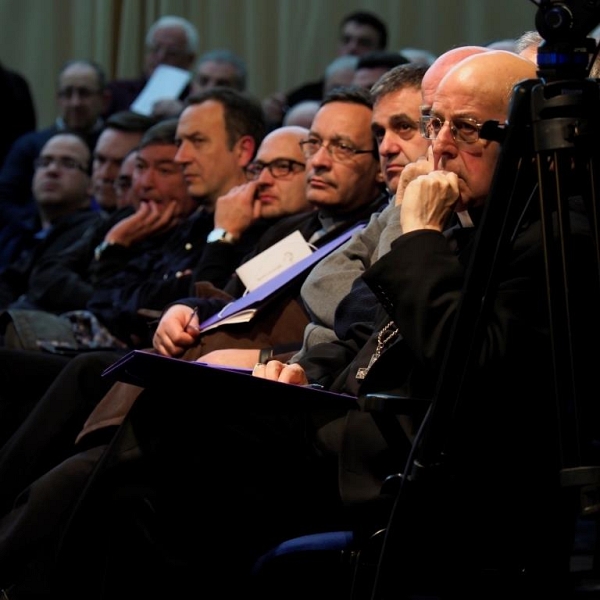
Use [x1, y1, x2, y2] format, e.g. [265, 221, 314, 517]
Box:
[0, 349, 124, 516]
[45, 384, 344, 598]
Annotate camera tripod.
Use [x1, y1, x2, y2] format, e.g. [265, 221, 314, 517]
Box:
[367, 2, 600, 598]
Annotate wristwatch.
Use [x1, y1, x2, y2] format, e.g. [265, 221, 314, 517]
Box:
[207, 228, 237, 244]
[94, 240, 116, 261]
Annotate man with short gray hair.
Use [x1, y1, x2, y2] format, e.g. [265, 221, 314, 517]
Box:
[105, 15, 200, 117]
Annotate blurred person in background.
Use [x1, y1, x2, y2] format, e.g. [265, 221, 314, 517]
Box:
[104, 15, 199, 118]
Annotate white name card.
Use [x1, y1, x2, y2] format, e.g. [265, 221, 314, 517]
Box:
[235, 230, 313, 291]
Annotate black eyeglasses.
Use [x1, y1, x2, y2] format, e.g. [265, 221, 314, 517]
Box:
[246, 159, 305, 180]
[419, 114, 485, 144]
[34, 156, 88, 173]
[299, 137, 375, 162]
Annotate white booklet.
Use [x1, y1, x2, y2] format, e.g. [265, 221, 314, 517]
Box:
[235, 230, 313, 292]
[130, 65, 191, 116]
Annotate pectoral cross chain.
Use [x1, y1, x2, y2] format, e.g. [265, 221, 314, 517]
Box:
[356, 321, 399, 380]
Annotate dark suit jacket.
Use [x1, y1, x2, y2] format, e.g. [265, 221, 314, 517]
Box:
[0, 209, 107, 309]
[293, 196, 600, 580]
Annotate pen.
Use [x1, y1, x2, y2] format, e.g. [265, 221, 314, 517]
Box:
[184, 306, 198, 330]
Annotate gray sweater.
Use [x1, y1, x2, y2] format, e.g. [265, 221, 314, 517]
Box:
[292, 195, 401, 362]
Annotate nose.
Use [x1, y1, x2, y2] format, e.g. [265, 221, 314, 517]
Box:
[174, 142, 191, 165]
[256, 166, 275, 186]
[344, 40, 360, 55]
[308, 144, 332, 170]
[433, 121, 457, 153]
[94, 160, 112, 182]
[378, 131, 399, 157]
[432, 124, 458, 164]
[65, 90, 86, 107]
[137, 168, 156, 191]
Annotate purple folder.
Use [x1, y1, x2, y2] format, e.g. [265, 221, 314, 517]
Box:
[199, 223, 365, 331]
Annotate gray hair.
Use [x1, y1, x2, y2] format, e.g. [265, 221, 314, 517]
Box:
[515, 30, 543, 55]
[196, 49, 247, 90]
[146, 15, 200, 53]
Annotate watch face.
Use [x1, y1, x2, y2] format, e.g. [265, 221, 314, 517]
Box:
[207, 228, 226, 243]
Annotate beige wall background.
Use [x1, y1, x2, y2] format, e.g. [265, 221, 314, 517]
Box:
[0, 0, 539, 129]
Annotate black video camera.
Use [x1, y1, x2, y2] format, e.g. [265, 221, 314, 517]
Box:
[532, 0, 600, 78]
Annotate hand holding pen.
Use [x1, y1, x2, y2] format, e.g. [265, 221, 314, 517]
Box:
[153, 303, 201, 357]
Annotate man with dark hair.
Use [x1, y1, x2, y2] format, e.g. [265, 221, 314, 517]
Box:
[0, 59, 111, 269]
[176, 87, 266, 208]
[338, 10, 388, 55]
[90, 110, 156, 213]
[297, 63, 430, 354]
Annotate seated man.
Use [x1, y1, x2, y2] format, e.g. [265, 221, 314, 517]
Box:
[152, 48, 249, 119]
[0, 132, 104, 309]
[104, 15, 199, 117]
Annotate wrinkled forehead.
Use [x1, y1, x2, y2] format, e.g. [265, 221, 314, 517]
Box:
[311, 101, 373, 143]
[373, 86, 423, 121]
[431, 68, 494, 119]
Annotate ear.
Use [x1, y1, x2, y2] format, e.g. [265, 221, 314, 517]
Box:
[375, 165, 385, 184]
[235, 135, 257, 169]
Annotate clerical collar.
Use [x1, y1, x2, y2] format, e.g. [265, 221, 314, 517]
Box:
[456, 210, 474, 228]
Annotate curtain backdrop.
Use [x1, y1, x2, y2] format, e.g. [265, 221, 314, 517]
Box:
[0, 0, 539, 128]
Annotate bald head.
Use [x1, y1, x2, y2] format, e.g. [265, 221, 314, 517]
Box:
[422, 46, 489, 108]
[260, 125, 309, 150]
[250, 125, 311, 219]
[438, 50, 537, 117]
[283, 101, 320, 129]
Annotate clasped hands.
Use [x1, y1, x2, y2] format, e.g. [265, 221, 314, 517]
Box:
[395, 146, 460, 234]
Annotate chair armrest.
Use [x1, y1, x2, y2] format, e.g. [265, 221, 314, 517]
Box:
[363, 393, 431, 418]
[361, 393, 432, 461]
